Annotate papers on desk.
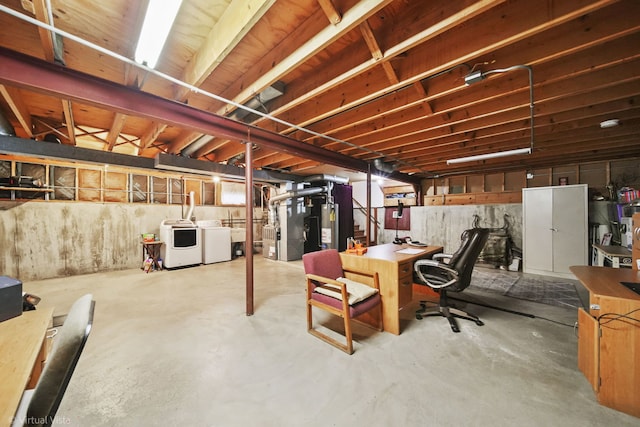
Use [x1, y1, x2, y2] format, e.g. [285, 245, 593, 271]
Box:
[396, 248, 425, 255]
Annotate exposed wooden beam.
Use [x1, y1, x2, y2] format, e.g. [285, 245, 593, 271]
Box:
[318, 0, 342, 24]
[193, 138, 230, 159]
[217, 0, 395, 117]
[0, 48, 380, 174]
[360, 20, 400, 84]
[106, 113, 127, 151]
[61, 99, 75, 145]
[0, 84, 33, 137]
[31, 0, 56, 63]
[106, 63, 146, 151]
[175, 0, 275, 101]
[284, 0, 637, 161]
[359, 21, 382, 60]
[166, 131, 201, 155]
[344, 56, 640, 155]
[139, 122, 165, 151]
[257, 0, 505, 133]
[143, 1, 275, 158]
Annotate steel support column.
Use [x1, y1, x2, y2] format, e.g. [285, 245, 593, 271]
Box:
[245, 140, 254, 316]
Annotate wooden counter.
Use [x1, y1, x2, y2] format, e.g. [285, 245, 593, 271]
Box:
[0, 307, 54, 427]
[570, 266, 640, 419]
[340, 243, 443, 335]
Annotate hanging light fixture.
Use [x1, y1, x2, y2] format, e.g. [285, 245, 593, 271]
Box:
[448, 65, 535, 165]
[447, 147, 532, 164]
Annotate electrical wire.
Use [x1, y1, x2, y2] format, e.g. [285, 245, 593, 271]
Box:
[448, 295, 576, 328]
[597, 308, 640, 326]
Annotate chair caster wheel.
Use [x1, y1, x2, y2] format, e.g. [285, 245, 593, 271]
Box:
[416, 314, 423, 320]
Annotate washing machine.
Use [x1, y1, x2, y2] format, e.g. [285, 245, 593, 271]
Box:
[196, 220, 232, 264]
[159, 219, 202, 269]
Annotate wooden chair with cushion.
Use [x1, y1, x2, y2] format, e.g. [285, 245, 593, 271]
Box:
[302, 249, 382, 354]
[12, 294, 95, 427]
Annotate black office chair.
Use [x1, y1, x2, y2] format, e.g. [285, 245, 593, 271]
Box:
[414, 228, 490, 333]
[12, 294, 95, 427]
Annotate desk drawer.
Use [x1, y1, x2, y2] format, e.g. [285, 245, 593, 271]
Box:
[398, 261, 414, 308]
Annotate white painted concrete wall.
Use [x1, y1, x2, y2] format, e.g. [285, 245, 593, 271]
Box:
[354, 203, 522, 254]
[352, 181, 385, 207]
[0, 201, 259, 281]
[0, 198, 521, 282]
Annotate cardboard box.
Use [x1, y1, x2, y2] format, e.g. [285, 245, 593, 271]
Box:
[0, 276, 22, 322]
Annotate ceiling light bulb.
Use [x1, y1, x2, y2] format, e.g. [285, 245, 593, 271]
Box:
[464, 70, 485, 85]
[599, 119, 620, 129]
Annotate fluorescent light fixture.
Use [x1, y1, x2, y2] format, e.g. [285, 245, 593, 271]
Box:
[600, 119, 620, 128]
[446, 147, 531, 165]
[134, 0, 183, 68]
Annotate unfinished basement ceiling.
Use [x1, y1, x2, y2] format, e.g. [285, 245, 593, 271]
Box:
[0, 0, 638, 182]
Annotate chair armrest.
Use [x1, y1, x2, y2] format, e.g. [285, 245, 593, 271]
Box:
[432, 253, 452, 262]
[413, 259, 440, 268]
[413, 260, 459, 289]
[305, 274, 349, 301]
[305, 274, 345, 288]
[342, 267, 380, 291]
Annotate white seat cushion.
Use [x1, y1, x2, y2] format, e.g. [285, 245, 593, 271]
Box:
[313, 277, 378, 305]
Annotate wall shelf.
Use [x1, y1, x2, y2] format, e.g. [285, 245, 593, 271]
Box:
[0, 186, 54, 201]
[383, 185, 416, 207]
[424, 191, 522, 206]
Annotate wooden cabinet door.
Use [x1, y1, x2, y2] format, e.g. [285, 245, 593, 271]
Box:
[577, 308, 599, 391]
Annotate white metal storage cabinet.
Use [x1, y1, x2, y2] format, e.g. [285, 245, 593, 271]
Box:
[522, 184, 588, 279]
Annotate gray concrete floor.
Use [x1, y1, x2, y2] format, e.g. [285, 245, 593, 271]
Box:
[24, 257, 639, 427]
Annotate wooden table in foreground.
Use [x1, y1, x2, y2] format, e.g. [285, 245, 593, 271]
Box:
[0, 307, 54, 427]
[340, 243, 443, 335]
[570, 266, 640, 419]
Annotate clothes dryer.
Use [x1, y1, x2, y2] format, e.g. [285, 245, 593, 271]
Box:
[196, 220, 231, 264]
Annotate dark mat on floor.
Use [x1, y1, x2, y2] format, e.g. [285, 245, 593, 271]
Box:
[469, 267, 584, 309]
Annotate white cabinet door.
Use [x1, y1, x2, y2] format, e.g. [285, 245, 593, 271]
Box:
[523, 187, 554, 272]
[523, 184, 588, 278]
[552, 185, 588, 274]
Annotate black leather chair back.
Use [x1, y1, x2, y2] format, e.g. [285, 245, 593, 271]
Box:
[449, 228, 490, 292]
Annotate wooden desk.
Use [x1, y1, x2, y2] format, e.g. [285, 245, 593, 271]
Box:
[0, 308, 54, 427]
[570, 266, 640, 418]
[592, 244, 632, 268]
[340, 243, 443, 335]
